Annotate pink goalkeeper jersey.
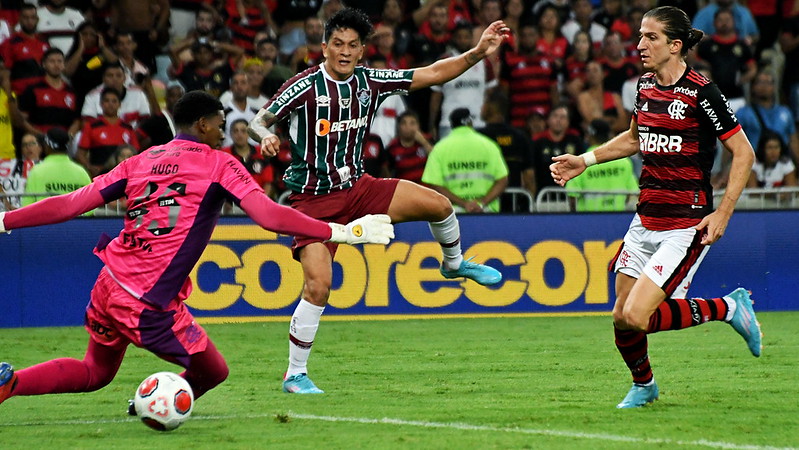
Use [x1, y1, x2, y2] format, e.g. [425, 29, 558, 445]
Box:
[91, 135, 263, 308]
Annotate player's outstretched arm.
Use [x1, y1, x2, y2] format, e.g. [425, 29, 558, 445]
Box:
[0, 184, 106, 233]
[551, 122, 639, 185]
[329, 215, 395, 245]
[248, 110, 281, 157]
[239, 192, 394, 245]
[410, 20, 509, 91]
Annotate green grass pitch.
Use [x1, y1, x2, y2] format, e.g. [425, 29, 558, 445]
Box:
[0, 313, 796, 449]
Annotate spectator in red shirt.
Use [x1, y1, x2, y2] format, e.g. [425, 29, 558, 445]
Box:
[386, 110, 432, 185]
[222, 118, 274, 197]
[0, 4, 48, 95]
[18, 47, 79, 137]
[77, 87, 139, 177]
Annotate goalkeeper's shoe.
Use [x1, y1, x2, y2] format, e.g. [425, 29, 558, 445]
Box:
[440, 256, 502, 286]
[616, 381, 659, 409]
[0, 362, 17, 405]
[283, 373, 324, 394]
[725, 288, 762, 357]
[128, 399, 137, 416]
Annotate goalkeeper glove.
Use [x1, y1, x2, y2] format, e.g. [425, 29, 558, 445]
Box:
[0, 212, 8, 234]
[328, 214, 394, 245]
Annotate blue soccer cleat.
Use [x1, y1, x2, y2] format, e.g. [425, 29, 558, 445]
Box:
[0, 362, 17, 405]
[440, 256, 502, 286]
[616, 382, 659, 409]
[725, 288, 762, 357]
[283, 374, 324, 394]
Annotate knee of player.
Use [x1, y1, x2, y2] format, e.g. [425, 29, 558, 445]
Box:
[303, 280, 331, 304]
[620, 309, 649, 332]
[430, 191, 454, 220]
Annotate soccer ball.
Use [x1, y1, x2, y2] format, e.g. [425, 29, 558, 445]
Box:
[133, 372, 194, 431]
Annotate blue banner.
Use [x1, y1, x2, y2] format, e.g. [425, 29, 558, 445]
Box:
[2, 212, 797, 328]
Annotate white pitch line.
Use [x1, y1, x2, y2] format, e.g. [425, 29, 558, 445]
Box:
[286, 413, 796, 450]
[0, 412, 796, 450]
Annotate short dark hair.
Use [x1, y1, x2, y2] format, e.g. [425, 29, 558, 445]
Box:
[451, 21, 473, 36]
[100, 86, 121, 100]
[230, 118, 250, 129]
[102, 61, 125, 74]
[41, 47, 64, 63]
[173, 91, 223, 128]
[324, 8, 372, 43]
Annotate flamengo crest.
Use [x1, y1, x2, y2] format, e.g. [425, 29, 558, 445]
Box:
[667, 99, 687, 120]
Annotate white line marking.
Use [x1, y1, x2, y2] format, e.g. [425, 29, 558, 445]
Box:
[0, 412, 795, 450]
[287, 413, 795, 450]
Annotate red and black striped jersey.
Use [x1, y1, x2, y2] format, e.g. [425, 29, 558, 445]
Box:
[0, 33, 48, 95]
[17, 80, 77, 133]
[633, 67, 741, 231]
[500, 50, 557, 128]
[385, 138, 428, 184]
[78, 117, 139, 166]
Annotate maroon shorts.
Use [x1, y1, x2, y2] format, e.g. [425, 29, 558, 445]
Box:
[289, 174, 400, 259]
[84, 267, 208, 368]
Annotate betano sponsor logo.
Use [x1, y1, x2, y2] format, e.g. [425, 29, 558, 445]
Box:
[185, 225, 622, 311]
[315, 116, 369, 136]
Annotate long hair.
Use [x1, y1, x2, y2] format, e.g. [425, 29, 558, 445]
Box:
[643, 6, 703, 56]
[755, 130, 791, 166]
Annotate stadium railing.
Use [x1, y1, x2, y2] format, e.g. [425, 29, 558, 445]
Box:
[535, 187, 639, 212]
[7, 186, 799, 216]
[536, 186, 799, 212]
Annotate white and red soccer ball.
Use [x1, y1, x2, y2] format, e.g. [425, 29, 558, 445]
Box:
[133, 372, 194, 431]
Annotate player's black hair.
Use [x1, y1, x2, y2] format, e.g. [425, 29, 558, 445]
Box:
[324, 8, 373, 43]
[643, 6, 704, 56]
[173, 91, 223, 128]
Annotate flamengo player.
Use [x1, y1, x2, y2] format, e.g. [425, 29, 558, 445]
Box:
[550, 6, 762, 408]
[0, 91, 394, 408]
[249, 8, 507, 394]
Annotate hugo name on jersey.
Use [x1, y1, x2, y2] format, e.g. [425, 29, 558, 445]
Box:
[633, 69, 741, 230]
[266, 65, 414, 195]
[90, 139, 263, 308]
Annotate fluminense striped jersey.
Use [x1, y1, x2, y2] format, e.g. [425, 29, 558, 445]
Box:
[266, 64, 414, 195]
[633, 67, 741, 231]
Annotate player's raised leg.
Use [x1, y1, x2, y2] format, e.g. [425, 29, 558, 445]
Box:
[388, 180, 502, 286]
[724, 288, 762, 357]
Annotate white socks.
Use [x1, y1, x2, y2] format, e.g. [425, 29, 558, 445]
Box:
[723, 296, 737, 322]
[428, 212, 463, 271]
[286, 299, 325, 378]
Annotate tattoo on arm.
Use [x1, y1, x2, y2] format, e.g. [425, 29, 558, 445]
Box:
[248, 110, 277, 141]
[465, 51, 481, 66]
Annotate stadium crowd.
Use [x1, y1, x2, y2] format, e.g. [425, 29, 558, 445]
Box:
[1, 0, 798, 213]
